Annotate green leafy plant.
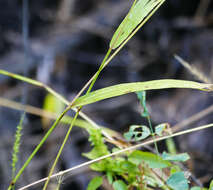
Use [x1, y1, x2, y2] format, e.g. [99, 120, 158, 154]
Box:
[87, 176, 103, 190]
[82, 123, 198, 190]
[82, 90, 211, 190]
[0, 0, 212, 189]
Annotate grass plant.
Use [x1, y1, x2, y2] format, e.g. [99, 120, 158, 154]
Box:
[0, 0, 212, 190]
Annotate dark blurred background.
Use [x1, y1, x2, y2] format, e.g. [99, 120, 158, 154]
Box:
[0, 0, 213, 189]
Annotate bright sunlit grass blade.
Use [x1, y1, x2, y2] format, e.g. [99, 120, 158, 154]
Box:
[110, 0, 165, 49]
[72, 79, 213, 108]
[0, 69, 68, 104]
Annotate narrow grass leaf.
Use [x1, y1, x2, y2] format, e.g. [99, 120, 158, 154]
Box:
[72, 80, 213, 108]
[0, 70, 42, 87]
[110, 0, 165, 49]
[87, 176, 103, 190]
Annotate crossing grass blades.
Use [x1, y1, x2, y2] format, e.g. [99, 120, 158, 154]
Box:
[0, 0, 212, 189]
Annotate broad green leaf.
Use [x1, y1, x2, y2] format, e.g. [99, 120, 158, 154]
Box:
[155, 123, 170, 136]
[72, 80, 213, 108]
[110, 0, 165, 49]
[162, 152, 190, 162]
[128, 150, 171, 168]
[87, 176, 103, 190]
[124, 125, 151, 141]
[166, 172, 189, 190]
[113, 180, 128, 190]
[209, 180, 213, 190]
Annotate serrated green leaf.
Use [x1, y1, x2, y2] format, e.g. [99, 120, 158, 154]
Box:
[166, 172, 189, 190]
[128, 150, 171, 168]
[113, 180, 128, 190]
[87, 176, 103, 190]
[162, 152, 190, 162]
[124, 125, 151, 141]
[83, 128, 109, 159]
[155, 123, 169, 136]
[110, 0, 165, 49]
[72, 80, 213, 108]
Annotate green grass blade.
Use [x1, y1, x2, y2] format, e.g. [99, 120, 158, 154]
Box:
[0, 70, 42, 87]
[110, 0, 165, 49]
[72, 79, 213, 108]
[8, 107, 70, 190]
[0, 69, 114, 139]
[0, 70, 68, 104]
[42, 48, 112, 189]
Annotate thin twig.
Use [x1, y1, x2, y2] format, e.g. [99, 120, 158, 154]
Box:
[172, 103, 213, 132]
[174, 55, 212, 83]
